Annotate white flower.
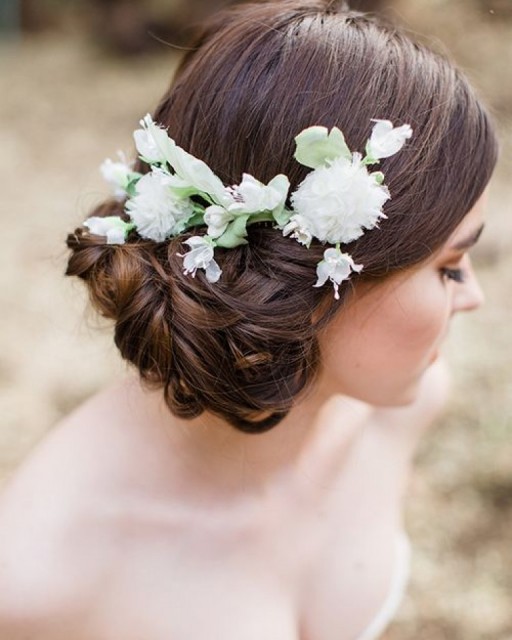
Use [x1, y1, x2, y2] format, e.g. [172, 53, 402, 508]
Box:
[133, 113, 175, 164]
[291, 153, 390, 245]
[163, 143, 228, 204]
[100, 152, 133, 198]
[366, 120, 413, 160]
[133, 114, 174, 165]
[228, 174, 290, 215]
[203, 173, 290, 239]
[178, 236, 222, 283]
[204, 205, 235, 238]
[282, 214, 313, 247]
[134, 115, 229, 203]
[314, 247, 363, 300]
[125, 168, 194, 242]
[83, 215, 130, 244]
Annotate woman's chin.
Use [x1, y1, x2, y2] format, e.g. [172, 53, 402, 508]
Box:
[427, 349, 440, 366]
[374, 375, 428, 407]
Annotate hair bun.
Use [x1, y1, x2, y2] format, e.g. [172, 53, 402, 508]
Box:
[67, 215, 332, 432]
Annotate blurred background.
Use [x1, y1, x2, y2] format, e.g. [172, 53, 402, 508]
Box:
[0, 0, 511, 638]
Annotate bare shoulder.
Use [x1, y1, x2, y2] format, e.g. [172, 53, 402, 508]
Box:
[0, 445, 91, 637]
[0, 377, 144, 638]
[371, 357, 452, 455]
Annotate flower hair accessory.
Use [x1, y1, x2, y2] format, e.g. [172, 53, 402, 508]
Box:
[83, 115, 412, 298]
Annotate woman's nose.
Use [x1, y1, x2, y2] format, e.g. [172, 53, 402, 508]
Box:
[453, 259, 485, 313]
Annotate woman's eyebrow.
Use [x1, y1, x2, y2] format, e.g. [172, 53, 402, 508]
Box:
[451, 223, 485, 250]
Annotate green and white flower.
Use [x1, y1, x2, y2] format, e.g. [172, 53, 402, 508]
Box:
[125, 168, 194, 242]
[136, 114, 228, 203]
[290, 152, 390, 245]
[133, 114, 174, 165]
[83, 215, 133, 244]
[204, 205, 235, 239]
[205, 173, 290, 243]
[100, 152, 134, 199]
[164, 147, 228, 204]
[178, 235, 221, 283]
[282, 214, 313, 247]
[365, 119, 413, 162]
[228, 173, 290, 216]
[314, 247, 363, 300]
[86, 115, 412, 298]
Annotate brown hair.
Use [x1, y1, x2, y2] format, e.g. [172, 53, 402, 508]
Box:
[66, 0, 498, 433]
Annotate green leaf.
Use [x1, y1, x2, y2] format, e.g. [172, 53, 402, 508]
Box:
[272, 206, 293, 227]
[247, 212, 274, 224]
[125, 174, 142, 197]
[363, 141, 380, 166]
[294, 126, 351, 169]
[372, 171, 385, 185]
[186, 212, 206, 227]
[215, 214, 250, 248]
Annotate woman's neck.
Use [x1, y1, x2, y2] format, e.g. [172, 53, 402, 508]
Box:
[121, 373, 370, 496]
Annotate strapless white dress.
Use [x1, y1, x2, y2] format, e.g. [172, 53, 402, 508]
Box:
[355, 532, 411, 640]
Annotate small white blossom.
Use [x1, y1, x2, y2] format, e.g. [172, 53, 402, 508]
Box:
[133, 115, 227, 202]
[100, 152, 133, 198]
[366, 120, 413, 160]
[203, 173, 290, 240]
[204, 205, 235, 238]
[314, 248, 363, 300]
[282, 214, 313, 247]
[291, 153, 390, 245]
[178, 236, 222, 283]
[125, 169, 194, 242]
[83, 216, 129, 244]
[228, 174, 290, 215]
[133, 114, 175, 165]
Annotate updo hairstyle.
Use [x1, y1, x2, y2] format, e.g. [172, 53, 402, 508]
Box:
[66, 0, 498, 433]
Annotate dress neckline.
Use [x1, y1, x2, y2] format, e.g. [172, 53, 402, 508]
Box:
[354, 531, 411, 640]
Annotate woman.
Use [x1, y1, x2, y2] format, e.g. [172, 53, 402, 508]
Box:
[0, 1, 498, 639]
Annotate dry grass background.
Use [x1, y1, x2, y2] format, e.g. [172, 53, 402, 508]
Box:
[0, 0, 511, 638]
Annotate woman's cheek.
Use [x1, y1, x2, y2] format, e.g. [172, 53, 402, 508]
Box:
[405, 280, 451, 351]
[383, 277, 450, 356]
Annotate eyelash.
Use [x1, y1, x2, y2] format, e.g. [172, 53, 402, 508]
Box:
[441, 267, 466, 283]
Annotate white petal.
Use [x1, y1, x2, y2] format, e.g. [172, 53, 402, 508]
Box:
[100, 157, 132, 187]
[178, 236, 220, 281]
[291, 155, 389, 245]
[205, 260, 222, 283]
[282, 214, 313, 247]
[314, 260, 331, 288]
[204, 205, 233, 238]
[314, 249, 363, 299]
[367, 120, 413, 159]
[133, 114, 175, 165]
[125, 169, 194, 241]
[183, 236, 213, 251]
[163, 141, 227, 203]
[83, 216, 127, 244]
[105, 227, 127, 244]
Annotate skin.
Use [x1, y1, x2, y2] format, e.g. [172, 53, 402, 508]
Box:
[0, 193, 487, 640]
[319, 189, 487, 407]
